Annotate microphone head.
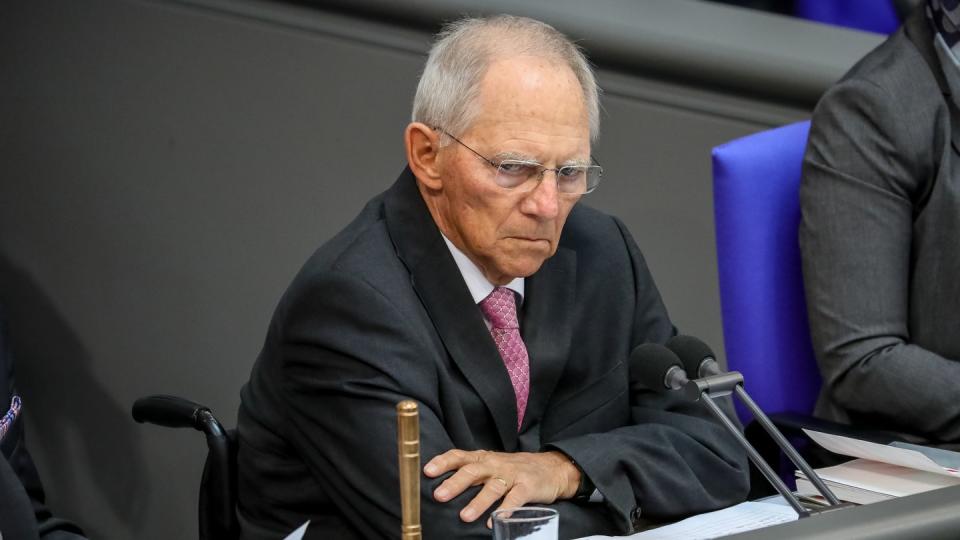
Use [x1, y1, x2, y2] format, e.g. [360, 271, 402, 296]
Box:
[666, 335, 719, 378]
[629, 342, 685, 392]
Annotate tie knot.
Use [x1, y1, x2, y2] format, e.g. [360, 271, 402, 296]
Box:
[479, 287, 519, 329]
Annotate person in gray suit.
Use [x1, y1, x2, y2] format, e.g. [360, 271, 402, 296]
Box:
[801, 0, 960, 444]
[237, 15, 748, 539]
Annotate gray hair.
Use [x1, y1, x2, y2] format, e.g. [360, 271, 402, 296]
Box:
[412, 14, 600, 142]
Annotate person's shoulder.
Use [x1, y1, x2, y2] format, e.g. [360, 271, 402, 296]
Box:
[806, 22, 947, 195]
[563, 203, 618, 240]
[279, 191, 407, 304]
[301, 193, 393, 272]
[832, 25, 938, 103]
[561, 204, 634, 258]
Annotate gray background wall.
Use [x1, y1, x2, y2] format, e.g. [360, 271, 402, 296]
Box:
[0, 1, 881, 538]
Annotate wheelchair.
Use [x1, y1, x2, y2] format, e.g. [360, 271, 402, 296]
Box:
[132, 395, 238, 540]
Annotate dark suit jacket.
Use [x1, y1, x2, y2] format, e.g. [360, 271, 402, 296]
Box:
[0, 312, 86, 540]
[801, 10, 960, 443]
[237, 168, 749, 539]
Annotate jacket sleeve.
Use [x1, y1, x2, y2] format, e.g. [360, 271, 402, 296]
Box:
[546, 218, 749, 532]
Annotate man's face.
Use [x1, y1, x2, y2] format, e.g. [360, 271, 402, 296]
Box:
[432, 55, 590, 285]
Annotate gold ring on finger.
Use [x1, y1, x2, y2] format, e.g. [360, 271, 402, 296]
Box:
[493, 477, 508, 488]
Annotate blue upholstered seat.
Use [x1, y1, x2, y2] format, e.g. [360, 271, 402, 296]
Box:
[712, 120, 819, 425]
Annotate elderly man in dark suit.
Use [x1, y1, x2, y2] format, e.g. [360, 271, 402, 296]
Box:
[801, 1, 960, 446]
[0, 311, 87, 540]
[237, 14, 748, 539]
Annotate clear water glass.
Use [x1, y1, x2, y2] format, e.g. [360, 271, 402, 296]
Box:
[492, 507, 559, 540]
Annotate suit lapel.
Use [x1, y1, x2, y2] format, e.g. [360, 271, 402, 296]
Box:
[519, 245, 576, 432]
[384, 169, 519, 451]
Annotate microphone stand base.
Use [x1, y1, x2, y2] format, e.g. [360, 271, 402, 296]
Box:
[802, 500, 857, 517]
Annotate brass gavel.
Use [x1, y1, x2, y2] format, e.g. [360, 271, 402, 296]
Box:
[397, 400, 422, 540]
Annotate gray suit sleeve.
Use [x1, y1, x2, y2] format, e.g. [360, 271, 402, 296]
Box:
[801, 76, 960, 440]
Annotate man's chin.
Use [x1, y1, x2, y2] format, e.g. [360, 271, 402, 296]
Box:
[498, 257, 549, 280]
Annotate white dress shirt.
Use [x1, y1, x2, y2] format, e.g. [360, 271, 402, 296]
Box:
[441, 235, 524, 309]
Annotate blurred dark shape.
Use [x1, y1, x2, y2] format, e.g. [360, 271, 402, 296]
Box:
[1, 309, 88, 540]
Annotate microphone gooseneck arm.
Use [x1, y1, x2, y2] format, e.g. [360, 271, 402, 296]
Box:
[730, 382, 841, 506]
[631, 343, 811, 517]
[689, 377, 811, 517]
[670, 335, 844, 508]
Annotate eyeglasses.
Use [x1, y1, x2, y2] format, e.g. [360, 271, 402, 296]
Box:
[438, 129, 602, 196]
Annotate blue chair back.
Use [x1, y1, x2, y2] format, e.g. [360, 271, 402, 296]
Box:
[712, 121, 820, 425]
[795, 0, 900, 34]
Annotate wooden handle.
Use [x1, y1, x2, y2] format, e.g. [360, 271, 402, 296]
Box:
[397, 400, 422, 540]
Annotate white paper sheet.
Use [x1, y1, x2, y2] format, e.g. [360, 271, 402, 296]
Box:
[802, 430, 960, 477]
[574, 501, 798, 540]
[283, 520, 310, 540]
[799, 458, 960, 497]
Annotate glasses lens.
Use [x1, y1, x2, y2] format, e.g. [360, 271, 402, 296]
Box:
[495, 161, 540, 189]
[494, 162, 602, 195]
[558, 166, 604, 194]
[583, 165, 602, 194]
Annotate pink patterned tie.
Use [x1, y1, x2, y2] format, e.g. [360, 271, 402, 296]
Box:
[479, 287, 529, 431]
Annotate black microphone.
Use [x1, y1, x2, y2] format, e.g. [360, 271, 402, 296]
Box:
[665, 335, 845, 509]
[667, 335, 722, 378]
[629, 342, 689, 392]
[630, 343, 728, 402]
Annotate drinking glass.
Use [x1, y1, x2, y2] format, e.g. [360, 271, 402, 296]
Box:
[491, 507, 558, 540]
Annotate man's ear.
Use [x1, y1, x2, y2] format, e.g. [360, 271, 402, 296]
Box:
[405, 122, 444, 190]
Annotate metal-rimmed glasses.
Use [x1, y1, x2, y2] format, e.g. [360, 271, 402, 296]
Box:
[438, 129, 602, 196]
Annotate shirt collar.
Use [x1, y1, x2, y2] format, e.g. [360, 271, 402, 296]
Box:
[441, 234, 524, 305]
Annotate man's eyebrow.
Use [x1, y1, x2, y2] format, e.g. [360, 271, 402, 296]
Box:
[561, 157, 592, 167]
[490, 152, 591, 166]
[490, 151, 540, 163]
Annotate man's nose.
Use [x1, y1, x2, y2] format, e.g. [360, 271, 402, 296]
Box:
[522, 171, 561, 219]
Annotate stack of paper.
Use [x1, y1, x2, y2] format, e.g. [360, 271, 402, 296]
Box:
[794, 430, 960, 505]
[575, 500, 798, 540]
[795, 458, 960, 504]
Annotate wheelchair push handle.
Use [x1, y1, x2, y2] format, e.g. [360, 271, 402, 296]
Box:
[132, 394, 224, 436]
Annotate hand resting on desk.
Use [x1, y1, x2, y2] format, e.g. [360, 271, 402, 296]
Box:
[425, 448, 582, 527]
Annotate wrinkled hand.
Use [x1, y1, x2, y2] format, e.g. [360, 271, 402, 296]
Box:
[423, 449, 580, 527]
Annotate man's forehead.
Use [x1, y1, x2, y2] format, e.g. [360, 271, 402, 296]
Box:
[472, 58, 588, 133]
[480, 54, 578, 90]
